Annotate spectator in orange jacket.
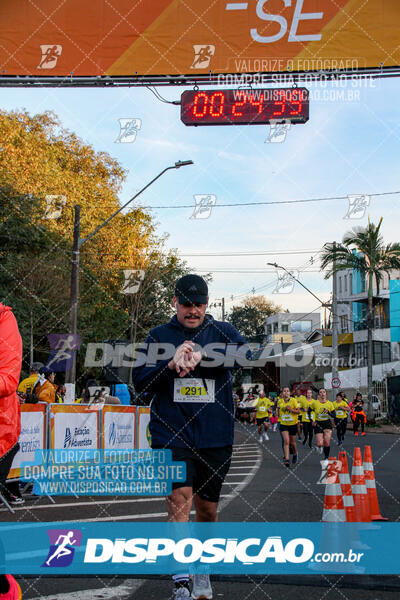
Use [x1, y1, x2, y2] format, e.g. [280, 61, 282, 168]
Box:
[33, 366, 56, 404]
[0, 302, 23, 598]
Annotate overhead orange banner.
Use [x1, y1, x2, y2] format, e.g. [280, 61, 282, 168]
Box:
[0, 0, 399, 77]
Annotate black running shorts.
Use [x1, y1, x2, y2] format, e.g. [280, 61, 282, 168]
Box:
[279, 424, 298, 436]
[168, 445, 232, 503]
[256, 417, 268, 425]
[314, 420, 333, 434]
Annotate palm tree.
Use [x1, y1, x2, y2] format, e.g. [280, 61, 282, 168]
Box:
[320, 218, 400, 420]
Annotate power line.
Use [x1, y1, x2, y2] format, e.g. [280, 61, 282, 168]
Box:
[144, 190, 400, 210]
[180, 249, 320, 257]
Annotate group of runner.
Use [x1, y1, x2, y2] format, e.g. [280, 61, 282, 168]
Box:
[235, 386, 368, 468]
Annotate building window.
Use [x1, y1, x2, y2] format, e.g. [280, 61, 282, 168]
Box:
[291, 320, 312, 333]
[344, 275, 347, 293]
[360, 274, 366, 293]
[273, 322, 278, 333]
[266, 324, 272, 335]
[281, 323, 289, 332]
[349, 273, 352, 295]
[340, 315, 348, 333]
[339, 277, 342, 294]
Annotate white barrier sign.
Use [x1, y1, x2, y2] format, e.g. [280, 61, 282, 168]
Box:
[10, 410, 45, 472]
[53, 412, 98, 451]
[138, 410, 151, 449]
[103, 411, 135, 449]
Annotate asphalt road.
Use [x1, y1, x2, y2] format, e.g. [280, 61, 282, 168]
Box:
[2, 422, 399, 599]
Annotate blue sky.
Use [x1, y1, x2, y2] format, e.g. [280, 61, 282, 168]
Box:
[2, 76, 400, 320]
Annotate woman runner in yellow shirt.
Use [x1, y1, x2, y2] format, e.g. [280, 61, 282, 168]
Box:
[277, 386, 301, 468]
[311, 388, 335, 459]
[301, 389, 314, 449]
[333, 391, 350, 446]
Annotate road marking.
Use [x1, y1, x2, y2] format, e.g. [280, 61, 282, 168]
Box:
[28, 579, 145, 600]
[0, 496, 165, 512]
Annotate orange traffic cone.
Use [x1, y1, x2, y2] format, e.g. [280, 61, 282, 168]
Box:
[338, 451, 356, 522]
[363, 445, 388, 521]
[351, 447, 371, 522]
[322, 457, 346, 522]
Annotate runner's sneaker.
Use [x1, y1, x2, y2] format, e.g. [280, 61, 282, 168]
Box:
[258, 435, 263, 443]
[9, 496, 24, 506]
[263, 433, 269, 441]
[173, 581, 191, 599]
[355, 432, 358, 436]
[284, 458, 290, 469]
[292, 454, 298, 465]
[0, 575, 22, 600]
[192, 574, 212, 599]
[361, 432, 366, 436]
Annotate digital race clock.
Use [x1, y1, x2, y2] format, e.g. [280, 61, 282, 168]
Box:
[180, 88, 309, 126]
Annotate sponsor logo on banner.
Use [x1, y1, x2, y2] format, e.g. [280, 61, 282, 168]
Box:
[104, 413, 134, 449]
[43, 529, 82, 567]
[63, 426, 92, 449]
[190, 45, 215, 69]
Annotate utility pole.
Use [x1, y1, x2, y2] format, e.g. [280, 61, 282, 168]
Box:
[331, 241, 339, 400]
[221, 297, 225, 321]
[64, 161, 193, 398]
[65, 205, 80, 390]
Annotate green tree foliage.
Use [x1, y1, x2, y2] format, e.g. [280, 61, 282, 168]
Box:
[0, 110, 187, 381]
[227, 296, 282, 341]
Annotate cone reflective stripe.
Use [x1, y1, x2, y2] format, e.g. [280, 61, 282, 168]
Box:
[322, 458, 346, 522]
[363, 445, 388, 521]
[351, 447, 371, 522]
[339, 451, 356, 522]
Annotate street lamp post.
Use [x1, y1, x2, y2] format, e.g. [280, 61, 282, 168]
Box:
[65, 161, 194, 395]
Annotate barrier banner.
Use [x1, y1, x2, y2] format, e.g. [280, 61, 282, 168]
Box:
[0, 522, 398, 574]
[49, 405, 99, 454]
[137, 407, 151, 449]
[0, 1, 399, 77]
[8, 403, 47, 480]
[101, 406, 136, 450]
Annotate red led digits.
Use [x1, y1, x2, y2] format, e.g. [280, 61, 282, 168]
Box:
[271, 90, 286, 117]
[249, 93, 264, 114]
[232, 91, 246, 117]
[181, 88, 309, 126]
[288, 89, 303, 116]
[209, 92, 225, 117]
[192, 92, 208, 118]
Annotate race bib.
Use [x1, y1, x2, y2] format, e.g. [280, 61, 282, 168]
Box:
[336, 410, 346, 418]
[173, 378, 215, 403]
[259, 406, 266, 412]
[317, 411, 329, 420]
[281, 414, 292, 422]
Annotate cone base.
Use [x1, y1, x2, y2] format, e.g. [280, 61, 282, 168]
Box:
[371, 515, 388, 521]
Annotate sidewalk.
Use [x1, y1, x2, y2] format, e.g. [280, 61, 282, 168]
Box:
[365, 421, 399, 434]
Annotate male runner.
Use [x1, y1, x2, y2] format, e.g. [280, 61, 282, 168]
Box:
[132, 274, 248, 600]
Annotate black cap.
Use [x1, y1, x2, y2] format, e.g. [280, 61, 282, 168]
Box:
[175, 274, 208, 304]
